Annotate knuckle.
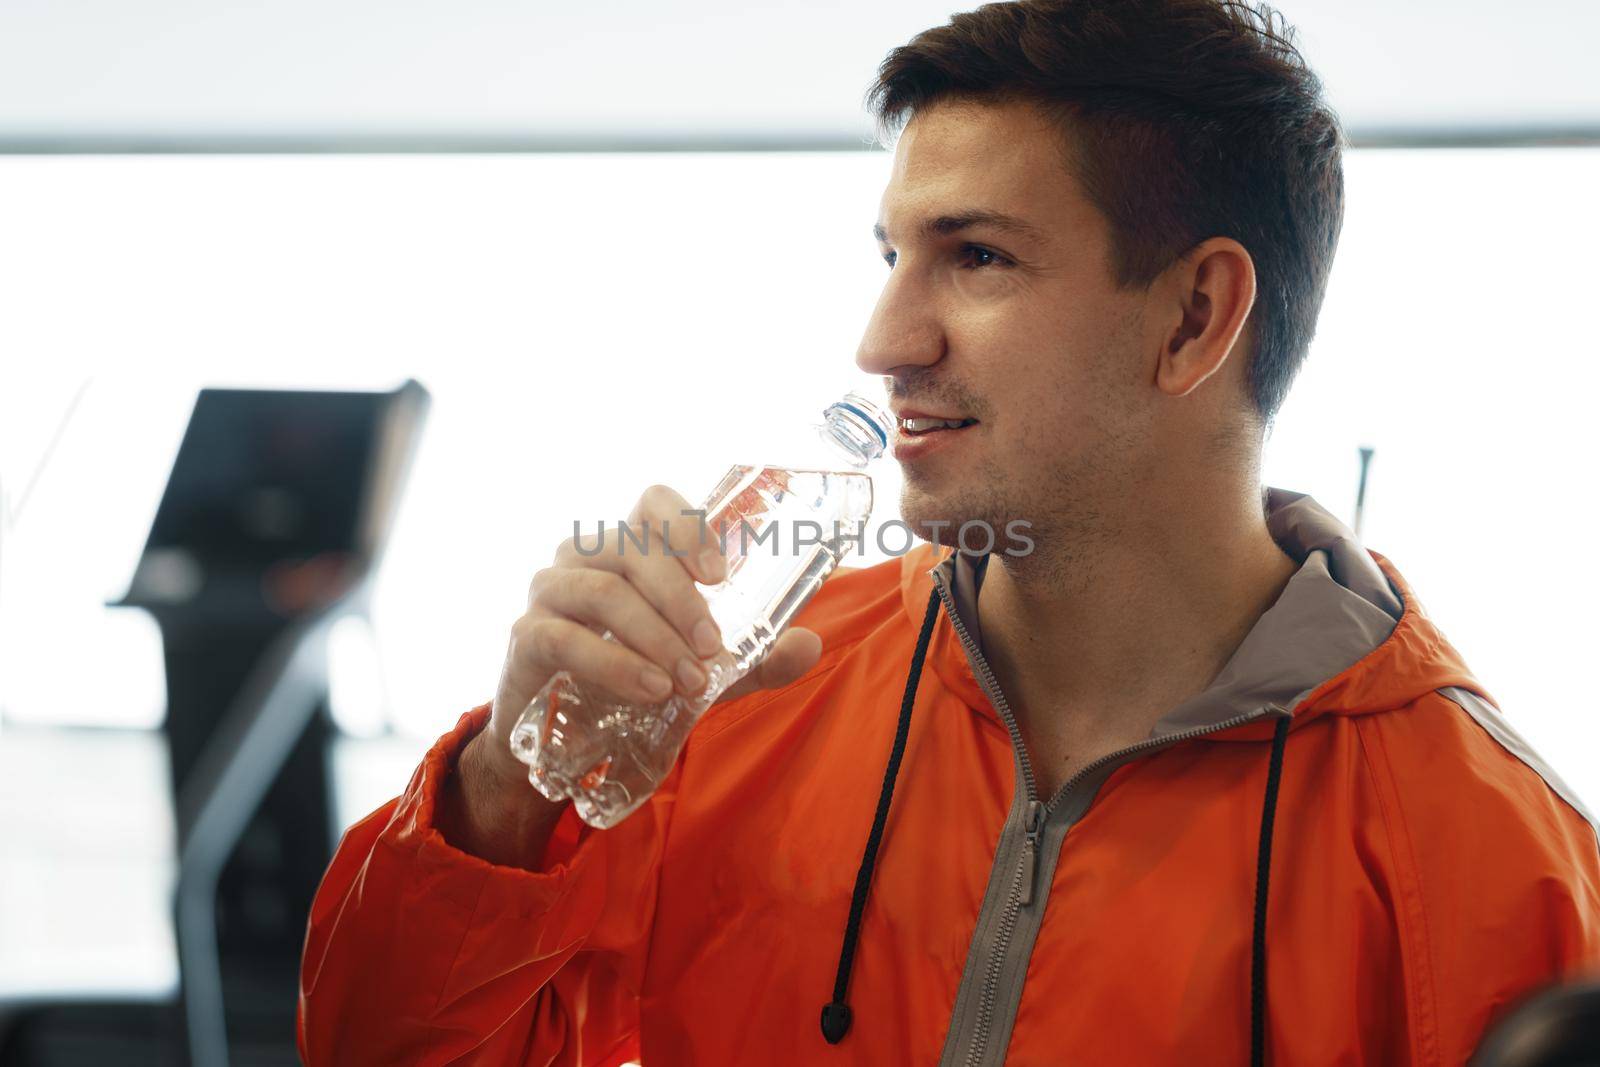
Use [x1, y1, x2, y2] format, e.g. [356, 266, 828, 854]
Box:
[534, 619, 572, 664]
[558, 525, 609, 564]
[633, 484, 683, 527]
[528, 565, 559, 598]
[510, 615, 558, 663]
[577, 526, 609, 557]
[581, 567, 625, 608]
[630, 486, 662, 522]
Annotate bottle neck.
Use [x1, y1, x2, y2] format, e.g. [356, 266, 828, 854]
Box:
[820, 393, 891, 469]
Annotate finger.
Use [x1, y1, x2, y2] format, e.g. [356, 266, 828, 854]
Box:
[555, 490, 721, 586]
[548, 526, 723, 664]
[552, 493, 726, 660]
[500, 615, 677, 720]
[627, 484, 726, 585]
[529, 567, 711, 698]
[715, 627, 823, 705]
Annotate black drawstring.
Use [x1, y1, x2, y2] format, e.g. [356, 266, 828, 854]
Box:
[1251, 714, 1292, 1067]
[820, 585, 1293, 1058]
[820, 586, 941, 1045]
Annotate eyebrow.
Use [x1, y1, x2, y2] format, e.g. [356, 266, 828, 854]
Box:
[873, 209, 1046, 245]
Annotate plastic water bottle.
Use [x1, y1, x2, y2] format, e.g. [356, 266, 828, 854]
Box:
[508, 390, 894, 829]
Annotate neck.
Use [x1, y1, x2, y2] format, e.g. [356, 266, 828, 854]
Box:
[977, 479, 1298, 745]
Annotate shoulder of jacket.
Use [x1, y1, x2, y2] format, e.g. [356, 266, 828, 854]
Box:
[1356, 687, 1600, 858]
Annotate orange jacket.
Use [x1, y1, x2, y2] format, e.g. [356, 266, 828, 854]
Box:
[299, 490, 1600, 1065]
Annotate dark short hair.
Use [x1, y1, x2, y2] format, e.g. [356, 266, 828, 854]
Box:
[867, 0, 1345, 428]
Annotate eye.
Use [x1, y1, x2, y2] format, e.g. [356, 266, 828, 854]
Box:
[958, 244, 1011, 270]
[882, 249, 897, 268]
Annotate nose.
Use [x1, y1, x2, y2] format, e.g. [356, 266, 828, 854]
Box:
[854, 265, 945, 377]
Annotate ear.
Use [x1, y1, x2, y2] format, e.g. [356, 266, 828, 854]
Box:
[1155, 237, 1257, 399]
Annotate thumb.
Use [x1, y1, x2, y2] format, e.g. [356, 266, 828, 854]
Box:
[716, 627, 823, 704]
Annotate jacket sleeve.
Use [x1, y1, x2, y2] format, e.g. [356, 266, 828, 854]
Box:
[1356, 695, 1600, 1065]
[297, 703, 678, 1066]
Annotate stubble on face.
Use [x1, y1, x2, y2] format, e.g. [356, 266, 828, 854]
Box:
[897, 302, 1152, 592]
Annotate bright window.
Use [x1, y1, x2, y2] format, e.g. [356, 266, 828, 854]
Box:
[2, 148, 1596, 806]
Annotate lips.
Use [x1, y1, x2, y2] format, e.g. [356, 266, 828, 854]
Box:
[890, 414, 976, 461]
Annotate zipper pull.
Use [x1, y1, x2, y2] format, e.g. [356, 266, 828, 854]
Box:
[1019, 799, 1045, 907]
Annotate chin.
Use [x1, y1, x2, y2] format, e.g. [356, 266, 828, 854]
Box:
[899, 476, 1032, 557]
[898, 491, 972, 551]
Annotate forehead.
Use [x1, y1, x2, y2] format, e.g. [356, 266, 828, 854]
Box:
[878, 98, 1095, 236]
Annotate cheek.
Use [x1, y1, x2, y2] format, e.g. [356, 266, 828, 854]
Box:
[952, 289, 1134, 435]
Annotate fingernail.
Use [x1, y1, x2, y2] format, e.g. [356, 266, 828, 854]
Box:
[693, 618, 722, 658]
[641, 666, 673, 699]
[676, 657, 707, 694]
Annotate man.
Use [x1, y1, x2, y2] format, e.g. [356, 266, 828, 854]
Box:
[298, 1, 1600, 1063]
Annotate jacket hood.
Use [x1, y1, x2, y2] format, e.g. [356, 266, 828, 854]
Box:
[897, 486, 1487, 745]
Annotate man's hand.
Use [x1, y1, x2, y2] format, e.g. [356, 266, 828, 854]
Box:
[438, 484, 824, 869]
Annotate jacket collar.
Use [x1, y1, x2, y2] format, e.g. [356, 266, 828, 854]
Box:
[898, 488, 1485, 742]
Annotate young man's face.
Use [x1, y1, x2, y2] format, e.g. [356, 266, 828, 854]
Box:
[857, 97, 1168, 555]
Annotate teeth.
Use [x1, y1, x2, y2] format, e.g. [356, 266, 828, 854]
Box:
[902, 417, 971, 433]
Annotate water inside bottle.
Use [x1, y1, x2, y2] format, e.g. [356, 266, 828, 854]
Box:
[508, 391, 890, 829]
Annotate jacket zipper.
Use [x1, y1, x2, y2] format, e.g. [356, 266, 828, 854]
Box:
[933, 573, 1275, 1067]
